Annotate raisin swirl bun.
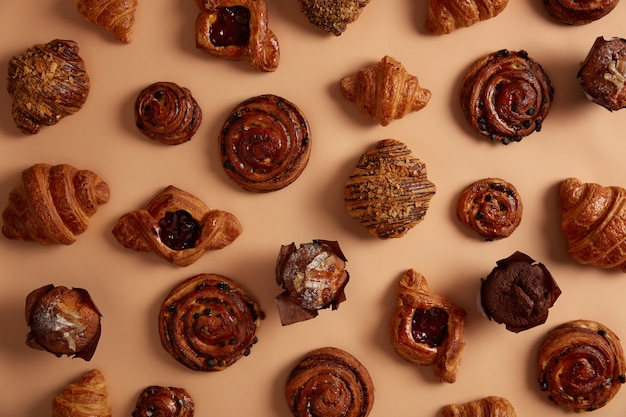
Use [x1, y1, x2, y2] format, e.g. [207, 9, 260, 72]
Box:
[285, 347, 375, 417]
[543, 0, 620, 24]
[456, 178, 523, 240]
[219, 94, 311, 192]
[460, 49, 554, 144]
[159, 274, 263, 371]
[132, 386, 194, 417]
[135, 82, 202, 145]
[537, 320, 626, 411]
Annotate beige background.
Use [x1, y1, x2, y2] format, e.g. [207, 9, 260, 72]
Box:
[1, 0, 626, 415]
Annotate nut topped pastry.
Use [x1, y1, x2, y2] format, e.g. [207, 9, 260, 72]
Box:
[578, 36, 626, 111]
[297, 0, 371, 36]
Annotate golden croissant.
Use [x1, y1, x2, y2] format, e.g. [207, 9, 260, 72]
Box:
[425, 0, 509, 35]
[52, 369, 112, 417]
[112, 185, 243, 267]
[1, 164, 110, 245]
[442, 396, 517, 417]
[75, 0, 138, 43]
[559, 177, 626, 271]
[340, 56, 431, 126]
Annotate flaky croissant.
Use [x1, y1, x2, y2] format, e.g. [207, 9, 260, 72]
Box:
[340, 56, 431, 126]
[442, 396, 517, 417]
[1, 163, 110, 245]
[52, 369, 111, 417]
[112, 185, 243, 266]
[75, 0, 138, 43]
[425, 0, 509, 35]
[559, 177, 626, 271]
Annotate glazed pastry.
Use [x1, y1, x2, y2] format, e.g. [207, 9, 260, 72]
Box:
[537, 320, 626, 411]
[195, 0, 280, 72]
[543, 0, 619, 24]
[456, 177, 523, 240]
[344, 139, 436, 239]
[132, 386, 194, 417]
[297, 0, 371, 35]
[7, 39, 90, 135]
[75, 0, 138, 43]
[275, 240, 349, 325]
[25, 284, 101, 361]
[388, 269, 466, 383]
[460, 49, 554, 144]
[52, 369, 111, 417]
[559, 177, 626, 271]
[159, 273, 264, 371]
[112, 185, 242, 267]
[578, 36, 626, 111]
[442, 396, 516, 417]
[219, 94, 311, 192]
[480, 251, 561, 333]
[425, 0, 509, 35]
[135, 81, 202, 145]
[340, 55, 431, 126]
[285, 347, 374, 417]
[2, 163, 110, 245]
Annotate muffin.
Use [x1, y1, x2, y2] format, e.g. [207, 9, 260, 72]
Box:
[578, 36, 626, 111]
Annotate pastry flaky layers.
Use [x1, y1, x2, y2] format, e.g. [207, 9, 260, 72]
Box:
[425, 0, 509, 35]
[52, 369, 111, 417]
[75, 0, 138, 44]
[442, 395, 517, 417]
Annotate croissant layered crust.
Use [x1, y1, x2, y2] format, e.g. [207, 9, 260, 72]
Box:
[75, 0, 138, 43]
[425, 0, 509, 35]
[52, 369, 112, 417]
[131, 386, 195, 417]
[442, 395, 517, 417]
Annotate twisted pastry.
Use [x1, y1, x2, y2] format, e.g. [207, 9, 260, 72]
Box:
[219, 94, 311, 192]
[578, 36, 626, 111]
[456, 178, 523, 240]
[75, 0, 138, 43]
[543, 0, 619, 24]
[388, 269, 466, 383]
[537, 320, 626, 411]
[559, 177, 626, 271]
[460, 49, 554, 145]
[297, 0, 371, 35]
[425, 0, 509, 34]
[7, 39, 90, 135]
[344, 139, 436, 239]
[159, 273, 264, 371]
[132, 386, 194, 417]
[285, 347, 375, 417]
[134, 82, 202, 145]
[442, 396, 517, 417]
[195, 0, 280, 72]
[112, 185, 242, 267]
[2, 163, 110, 245]
[52, 369, 111, 417]
[340, 55, 431, 126]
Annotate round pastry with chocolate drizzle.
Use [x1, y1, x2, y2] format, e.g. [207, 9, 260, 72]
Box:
[131, 386, 194, 417]
[460, 49, 554, 145]
[537, 319, 626, 412]
[159, 273, 264, 371]
[456, 177, 523, 240]
[578, 36, 626, 111]
[135, 81, 202, 145]
[218, 94, 311, 192]
[543, 0, 620, 24]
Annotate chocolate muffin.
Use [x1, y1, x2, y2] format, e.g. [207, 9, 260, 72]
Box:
[578, 36, 626, 111]
[480, 251, 561, 332]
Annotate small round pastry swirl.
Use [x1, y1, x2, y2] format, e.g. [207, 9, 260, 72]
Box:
[132, 386, 194, 417]
[159, 274, 264, 371]
[285, 347, 375, 417]
[135, 81, 202, 145]
[460, 49, 554, 145]
[219, 94, 311, 192]
[543, 0, 620, 25]
[456, 178, 523, 240]
[537, 320, 626, 412]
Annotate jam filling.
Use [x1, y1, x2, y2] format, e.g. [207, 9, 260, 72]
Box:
[158, 210, 200, 250]
[411, 307, 449, 347]
[209, 6, 251, 47]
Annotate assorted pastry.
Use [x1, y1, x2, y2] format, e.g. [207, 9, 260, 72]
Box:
[297, 0, 371, 36]
[425, 0, 509, 35]
[542, 0, 620, 25]
[441, 395, 517, 417]
[74, 0, 138, 44]
[131, 386, 195, 417]
[578, 36, 626, 111]
[52, 369, 112, 417]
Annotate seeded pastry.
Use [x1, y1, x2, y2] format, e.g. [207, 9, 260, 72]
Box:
[298, 0, 371, 35]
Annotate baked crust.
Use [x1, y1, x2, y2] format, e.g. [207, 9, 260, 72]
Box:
[543, 0, 619, 24]
[52, 370, 111, 417]
[425, 0, 509, 35]
[578, 36, 626, 111]
[131, 386, 194, 417]
[442, 396, 517, 417]
[75, 0, 138, 43]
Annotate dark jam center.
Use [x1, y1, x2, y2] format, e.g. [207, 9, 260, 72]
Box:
[209, 6, 250, 47]
[411, 307, 449, 347]
[158, 210, 200, 251]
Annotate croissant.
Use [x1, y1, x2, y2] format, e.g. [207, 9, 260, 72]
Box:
[7, 39, 90, 135]
[559, 177, 626, 271]
[425, 0, 509, 34]
[388, 269, 466, 383]
[52, 369, 111, 417]
[2, 163, 110, 245]
[112, 185, 243, 267]
[441, 396, 517, 417]
[132, 386, 194, 417]
[195, 0, 280, 72]
[75, 0, 138, 43]
[340, 56, 431, 126]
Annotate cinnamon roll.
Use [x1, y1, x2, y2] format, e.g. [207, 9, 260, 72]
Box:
[460, 49, 554, 145]
[297, 0, 371, 36]
[219, 94, 311, 192]
[543, 0, 620, 24]
[132, 386, 194, 417]
[537, 320, 626, 411]
[159, 273, 264, 371]
[285, 347, 375, 417]
[135, 82, 202, 145]
[456, 178, 523, 240]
